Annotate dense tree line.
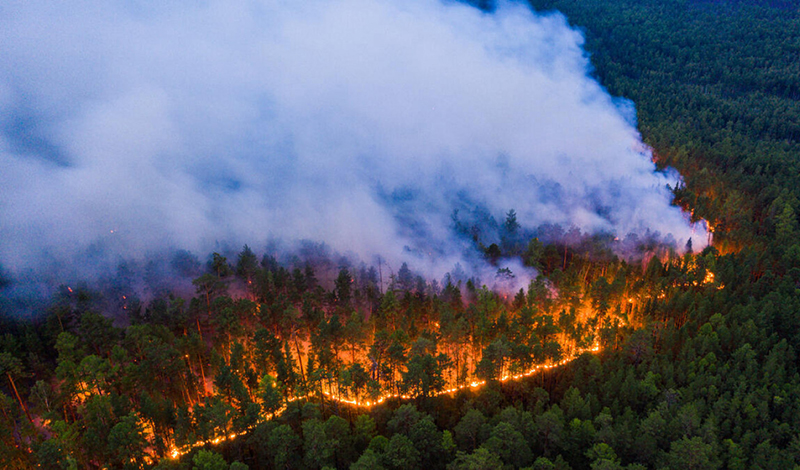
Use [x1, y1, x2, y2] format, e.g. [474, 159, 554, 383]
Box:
[0, 229, 694, 468]
[528, 0, 800, 253]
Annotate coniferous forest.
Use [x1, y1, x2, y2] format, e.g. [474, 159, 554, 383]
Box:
[2, 0, 800, 469]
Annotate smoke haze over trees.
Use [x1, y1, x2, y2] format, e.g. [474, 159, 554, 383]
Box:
[0, 0, 703, 293]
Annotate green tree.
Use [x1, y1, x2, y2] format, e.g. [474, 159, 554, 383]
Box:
[343, 362, 370, 402]
[402, 352, 445, 398]
[335, 268, 353, 306]
[192, 449, 228, 470]
[268, 424, 302, 470]
[408, 416, 445, 467]
[776, 203, 799, 243]
[107, 413, 148, 468]
[663, 437, 720, 470]
[397, 263, 414, 292]
[586, 443, 622, 470]
[0, 352, 33, 424]
[481, 421, 533, 468]
[350, 449, 386, 470]
[235, 245, 259, 286]
[447, 448, 503, 470]
[303, 418, 333, 469]
[454, 409, 488, 452]
[383, 434, 420, 470]
[535, 408, 565, 457]
[475, 339, 510, 382]
[325, 415, 353, 469]
[524, 238, 545, 270]
[258, 374, 284, 417]
[35, 438, 74, 470]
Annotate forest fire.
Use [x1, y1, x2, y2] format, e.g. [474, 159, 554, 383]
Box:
[6, 234, 717, 469]
[165, 341, 601, 460]
[1, 0, 796, 467]
[148, 232, 716, 464]
[168, 432, 241, 460]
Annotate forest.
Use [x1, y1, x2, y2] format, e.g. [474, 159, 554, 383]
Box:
[2, 0, 800, 468]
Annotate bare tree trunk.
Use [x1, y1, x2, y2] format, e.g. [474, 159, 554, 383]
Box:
[198, 355, 208, 397]
[7, 373, 33, 425]
[293, 333, 306, 385]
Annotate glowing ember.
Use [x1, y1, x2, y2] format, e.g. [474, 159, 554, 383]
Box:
[165, 343, 601, 461]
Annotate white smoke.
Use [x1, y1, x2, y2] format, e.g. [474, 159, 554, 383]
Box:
[0, 0, 704, 284]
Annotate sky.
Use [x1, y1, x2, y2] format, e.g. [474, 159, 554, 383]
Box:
[0, 0, 705, 288]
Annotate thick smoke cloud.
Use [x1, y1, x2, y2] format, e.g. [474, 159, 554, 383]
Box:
[0, 0, 704, 286]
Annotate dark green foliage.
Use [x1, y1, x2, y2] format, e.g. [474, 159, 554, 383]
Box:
[382, 433, 420, 470]
[268, 424, 302, 470]
[448, 447, 503, 470]
[454, 408, 489, 452]
[192, 449, 228, 470]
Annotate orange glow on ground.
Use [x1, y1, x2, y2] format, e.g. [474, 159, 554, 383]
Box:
[165, 342, 601, 460]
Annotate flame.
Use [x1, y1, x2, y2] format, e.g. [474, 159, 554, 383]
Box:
[165, 343, 602, 461]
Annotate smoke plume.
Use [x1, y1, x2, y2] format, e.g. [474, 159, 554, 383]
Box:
[0, 0, 704, 294]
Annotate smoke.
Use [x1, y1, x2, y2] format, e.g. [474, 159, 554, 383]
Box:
[0, 0, 705, 294]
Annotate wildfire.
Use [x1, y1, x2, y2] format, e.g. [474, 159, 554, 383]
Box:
[297, 344, 599, 409]
[168, 432, 241, 460]
[165, 342, 602, 461]
[696, 269, 723, 289]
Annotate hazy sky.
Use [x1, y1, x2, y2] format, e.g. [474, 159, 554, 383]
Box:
[0, 0, 705, 281]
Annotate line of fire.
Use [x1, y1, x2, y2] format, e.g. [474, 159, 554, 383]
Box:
[5, 226, 723, 467]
